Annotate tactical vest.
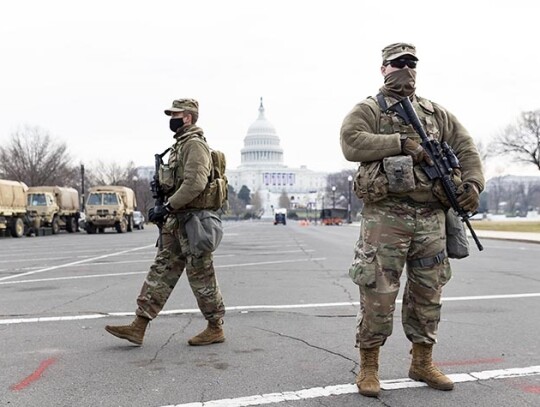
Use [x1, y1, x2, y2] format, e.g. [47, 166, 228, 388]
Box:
[355, 95, 458, 204]
[159, 134, 228, 211]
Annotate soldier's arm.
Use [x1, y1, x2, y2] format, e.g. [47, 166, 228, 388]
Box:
[340, 101, 402, 162]
[433, 105, 485, 192]
[167, 140, 211, 210]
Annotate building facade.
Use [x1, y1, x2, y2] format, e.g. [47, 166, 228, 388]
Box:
[226, 99, 327, 217]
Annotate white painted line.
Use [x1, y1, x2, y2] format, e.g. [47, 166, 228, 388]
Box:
[160, 365, 540, 407]
[0, 271, 148, 286]
[0, 244, 155, 282]
[0, 255, 94, 264]
[0, 257, 326, 286]
[216, 258, 326, 269]
[2, 292, 539, 325]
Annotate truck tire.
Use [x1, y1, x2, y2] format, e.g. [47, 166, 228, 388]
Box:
[10, 218, 25, 238]
[66, 217, 77, 233]
[86, 223, 97, 234]
[115, 219, 127, 233]
[51, 216, 60, 234]
[127, 215, 133, 232]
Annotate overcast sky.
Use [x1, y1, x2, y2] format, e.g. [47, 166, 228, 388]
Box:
[1, 0, 539, 179]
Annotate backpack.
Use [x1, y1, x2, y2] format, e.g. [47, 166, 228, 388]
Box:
[189, 148, 229, 211]
[208, 149, 229, 210]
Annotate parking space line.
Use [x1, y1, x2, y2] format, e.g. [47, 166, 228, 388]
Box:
[0, 244, 154, 282]
[160, 365, 540, 406]
[1, 292, 539, 325]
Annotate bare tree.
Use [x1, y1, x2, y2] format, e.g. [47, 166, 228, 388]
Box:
[278, 190, 290, 209]
[492, 110, 540, 170]
[326, 169, 362, 215]
[475, 139, 491, 164]
[226, 185, 244, 218]
[0, 125, 76, 186]
[89, 160, 138, 186]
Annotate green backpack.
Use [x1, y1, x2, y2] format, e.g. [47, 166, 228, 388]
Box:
[209, 149, 229, 210]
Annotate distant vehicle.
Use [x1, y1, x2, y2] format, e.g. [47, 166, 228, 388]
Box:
[132, 211, 145, 230]
[26, 186, 80, 234]
[274, 213, 287, 225]
[320, 208, 347, 226]
[84, 186, 137, 234]
[274, 208, 287, 225]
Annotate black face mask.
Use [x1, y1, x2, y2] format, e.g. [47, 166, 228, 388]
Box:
[169, 117, 184, 133]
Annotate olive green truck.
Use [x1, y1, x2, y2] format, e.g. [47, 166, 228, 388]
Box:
[0, 179, 29, 238]
[84, 185, 137, 234]
[26, 186, 81, 234]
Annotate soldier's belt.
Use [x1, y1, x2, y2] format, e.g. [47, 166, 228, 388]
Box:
[408, 250, 446, 268]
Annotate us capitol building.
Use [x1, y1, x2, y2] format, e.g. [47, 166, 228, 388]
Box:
[226, 99, 327, 217]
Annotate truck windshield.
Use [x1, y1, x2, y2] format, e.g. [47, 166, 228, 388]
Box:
[103, 193, 119, 205]
[27, 193, 47, 206]
[87, 193, 102, 205]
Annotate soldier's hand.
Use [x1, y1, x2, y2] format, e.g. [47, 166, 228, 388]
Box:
[401, 137, 434, 165]
[457, 182, 480, 213]
[148, 203, 170, 223]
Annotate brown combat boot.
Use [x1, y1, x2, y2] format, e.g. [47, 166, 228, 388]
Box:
[105, 316, 150, 346]
[188, 319, 225, 346]
[356, 347, 380, 397]
[409, 343, 454, 390]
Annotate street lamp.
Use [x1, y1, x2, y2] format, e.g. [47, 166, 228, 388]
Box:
[332, 185, 336, 209]
[347, 175, 353, 223]
[80, 163, 85, 211]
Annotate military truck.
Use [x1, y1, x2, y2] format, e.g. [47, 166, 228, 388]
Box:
[0, 179, 29, 238]
[84, 186, 137, 234]
[26, 186, 80, 234]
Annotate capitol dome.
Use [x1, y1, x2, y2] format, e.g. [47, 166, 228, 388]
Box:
[240, 98, 285, 167]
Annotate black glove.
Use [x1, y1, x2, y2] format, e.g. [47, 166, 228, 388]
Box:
[401, 137, 434, 165]
[457, 182, 480, 213]
[148, 203, 171, 223]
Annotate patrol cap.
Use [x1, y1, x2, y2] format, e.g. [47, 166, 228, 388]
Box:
[382, 43, 418, 62]
[164, 98, 199, 116]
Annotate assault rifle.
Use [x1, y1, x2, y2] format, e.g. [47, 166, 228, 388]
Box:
[150, 148, 170, 249]
[398, 97, 483, 251]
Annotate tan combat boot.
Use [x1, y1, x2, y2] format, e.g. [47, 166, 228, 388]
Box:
[356, 347, 380, 397]
[409, 343, 454, 390]
[105, 316, 150, 346]
[188, 319, 225, 346]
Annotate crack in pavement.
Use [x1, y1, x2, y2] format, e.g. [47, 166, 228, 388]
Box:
[143, 316, 194, 366]
[40, 285, 111, 314]
[290, 233, 356, 304]
[254, 326, 359, 373]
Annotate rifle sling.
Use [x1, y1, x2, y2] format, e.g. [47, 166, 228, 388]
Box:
[376, 92, 411, 125]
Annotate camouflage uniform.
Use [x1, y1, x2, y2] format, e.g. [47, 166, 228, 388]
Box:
[341, 45, 484, 349]
[136, 99, 225, 323]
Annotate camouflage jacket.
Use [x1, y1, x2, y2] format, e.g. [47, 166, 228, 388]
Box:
[166, 125, 212, 210]
[340, 94, 485, 203]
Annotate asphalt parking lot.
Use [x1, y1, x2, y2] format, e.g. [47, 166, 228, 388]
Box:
[1, 221, 539, 406]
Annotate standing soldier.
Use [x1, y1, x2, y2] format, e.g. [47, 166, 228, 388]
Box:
[340, 43, 484, 397]
[105, 98, 226, 347]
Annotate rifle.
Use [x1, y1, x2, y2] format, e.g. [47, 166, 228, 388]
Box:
[398, 97, 483, 251]
[150, 148, 170, 249]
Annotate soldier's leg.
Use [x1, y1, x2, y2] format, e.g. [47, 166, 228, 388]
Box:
[404, 207, 453, 390]
[184, 251, 225, 323]
[352, 201, 412, 348]
[105, 221, 186, 345]
[136, 221, 187, 320]
[402, 207, 451, 343]
[351, 201, 411, 396]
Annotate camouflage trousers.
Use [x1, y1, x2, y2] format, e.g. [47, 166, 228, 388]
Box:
[349, 198, 452, 349]
[136, 214, 225, 322]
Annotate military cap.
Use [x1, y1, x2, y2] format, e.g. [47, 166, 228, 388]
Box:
[164, 98, 199, 116]
[382, 43, 418, 62]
